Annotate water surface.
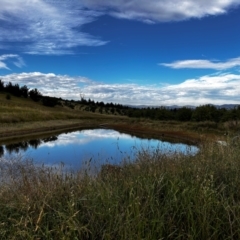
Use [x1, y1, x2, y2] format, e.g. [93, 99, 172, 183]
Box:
[1, 129, 198, 171]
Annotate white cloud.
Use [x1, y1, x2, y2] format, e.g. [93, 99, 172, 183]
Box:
[0, 62, 9, 70]
[1, 0, 240, 54]
[0, 72, 93, 99]
[0, 0, 107, 55]
[81, 0, 240, 22]
[1, 71, 240, 106]
[0, 54, 25, 70]
[160, 57, 240, 70]
[40, 129, 132, 148]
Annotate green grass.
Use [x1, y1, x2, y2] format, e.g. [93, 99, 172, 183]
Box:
[1, 141, 240, 239]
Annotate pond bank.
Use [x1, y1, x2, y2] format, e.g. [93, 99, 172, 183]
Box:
[105, 122, 206, 145]
[0, 119, 206, 145]
[0, 120, 100, 143]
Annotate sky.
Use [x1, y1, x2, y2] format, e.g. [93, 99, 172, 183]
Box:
[0, 0, 240, 106]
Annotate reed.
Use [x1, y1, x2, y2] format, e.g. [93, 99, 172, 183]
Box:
[1, 140, 240, 239]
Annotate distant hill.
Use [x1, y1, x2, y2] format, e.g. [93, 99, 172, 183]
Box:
[215, 104, 240, 109]
[127, 104, 240, 110]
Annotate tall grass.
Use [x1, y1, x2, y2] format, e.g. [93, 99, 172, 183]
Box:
[1, 141, 240, 239]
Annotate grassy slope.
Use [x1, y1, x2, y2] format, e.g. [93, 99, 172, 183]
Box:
[0, 92, 108, 123]
[0, 93, 129, 141]
[0, 92, 231, 145]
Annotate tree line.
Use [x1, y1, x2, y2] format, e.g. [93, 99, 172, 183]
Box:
[79, 99, 240, 123]
[125, 105, 240, 123]
[0, 79, 41, 99]
[77, 96, 240, 123]
[1, 79, 240, 122]
[0, 80, 59, 107]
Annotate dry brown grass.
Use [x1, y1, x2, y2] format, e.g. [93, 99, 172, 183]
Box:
[0, 92, 232, 145]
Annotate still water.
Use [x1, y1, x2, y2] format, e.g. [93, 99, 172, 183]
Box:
[0, 129, 198, 171]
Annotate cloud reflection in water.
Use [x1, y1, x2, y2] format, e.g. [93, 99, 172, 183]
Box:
[2, 129, 198, 172]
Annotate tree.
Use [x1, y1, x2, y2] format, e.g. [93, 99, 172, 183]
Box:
[4, 82, 21, 97]
[29, 88, 42, 101]
[20, 85, 29, 98]
[12, 84, 21, 97]
[0, 79, 4, 91]
[42, 96, 59, 107]
[192, 105, 219, 122]
[5, 82, 13, 93]
[176, 107, 193, 121]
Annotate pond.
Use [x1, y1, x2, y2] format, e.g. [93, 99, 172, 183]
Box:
[0, 129, 198, 172]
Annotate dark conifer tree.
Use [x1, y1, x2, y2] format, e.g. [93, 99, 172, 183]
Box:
[29, 88, 42, 101]
[0, 79, 4, 91]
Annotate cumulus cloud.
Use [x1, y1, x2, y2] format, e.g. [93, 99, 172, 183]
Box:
[1, 71, 240, 106]
[0, 54, 25, 70]
[0, 72, 93, 99]
[79, 73, 240, 106]
[163, 73, 240, 105]
[160, 57, 240, 70]
[1, 0, 240, 54]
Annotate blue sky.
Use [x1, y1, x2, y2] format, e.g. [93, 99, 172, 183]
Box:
[0, 0, 240, 106]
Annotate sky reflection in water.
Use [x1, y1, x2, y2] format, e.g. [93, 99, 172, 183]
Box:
[2, 129, 198, 171]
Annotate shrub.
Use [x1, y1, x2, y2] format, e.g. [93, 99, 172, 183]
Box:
[6, 94, 11, 100]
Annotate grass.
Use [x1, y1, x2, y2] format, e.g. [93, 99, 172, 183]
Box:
[0, 92, 235, 143]
[1, 140, 240, 239]
[0, 93, 129, 142]
[0, 92, 109, 123]
[1, 91, 240, 238]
